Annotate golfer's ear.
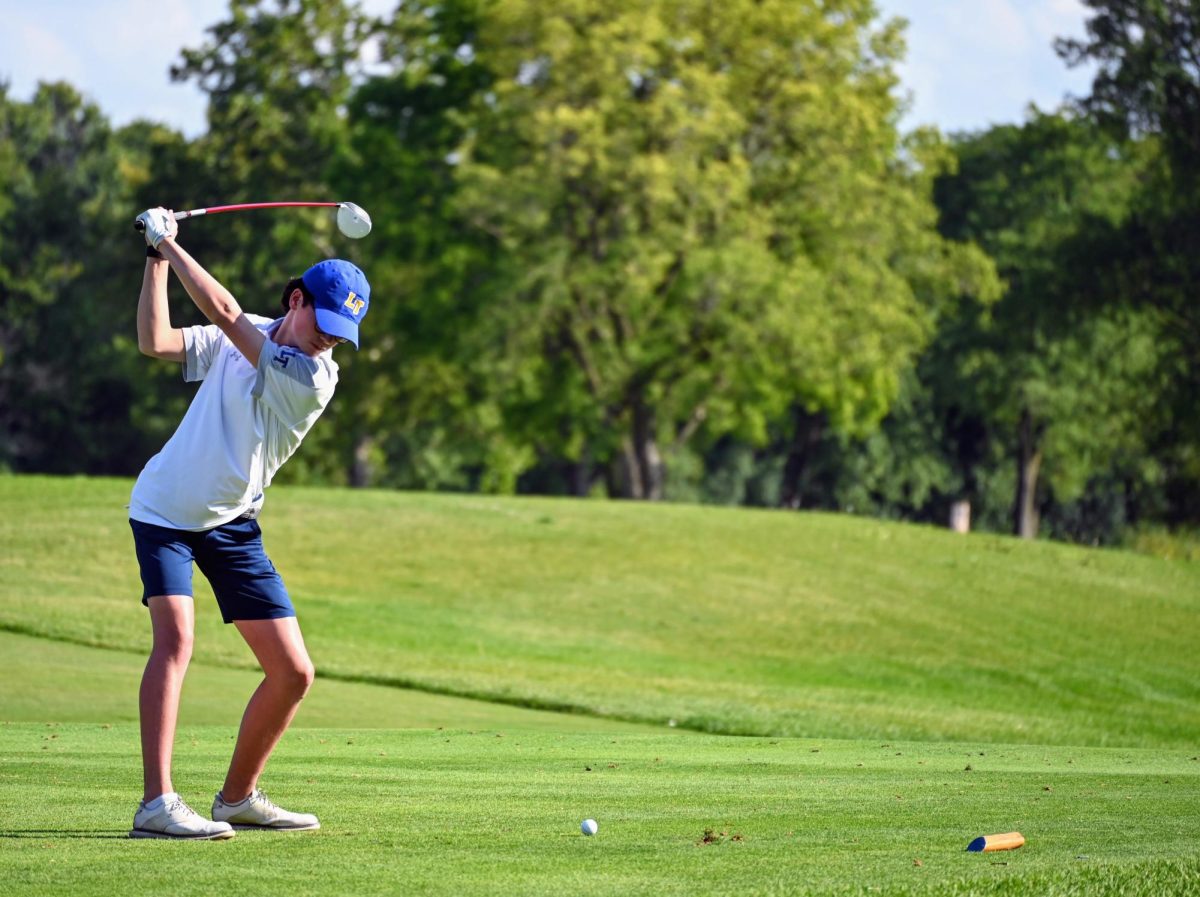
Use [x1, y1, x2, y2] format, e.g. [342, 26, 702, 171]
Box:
[289, 288, 305, 310]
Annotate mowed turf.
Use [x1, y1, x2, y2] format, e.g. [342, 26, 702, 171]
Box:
[0, 630, 660, 732]
[2, 475, 1199, 895]
[1, 475, 1197, 745]
[1, 724, 1197, 897]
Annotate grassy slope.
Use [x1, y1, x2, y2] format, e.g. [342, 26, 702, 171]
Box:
[1, 724, 1197, 897]
[2, 476, 1197, 745]
[0, 631, 660, 732]
[2, 475, 1199, 896]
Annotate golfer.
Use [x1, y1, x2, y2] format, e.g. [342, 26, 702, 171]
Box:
[126, 207, 370, 839]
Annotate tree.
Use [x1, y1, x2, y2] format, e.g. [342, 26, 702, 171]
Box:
[0, 83, 153, 473]
[1057, 0, 1200, 181]
[170, 0, 379, 485]
[449, 0, 995, 499]
[173, 0, 372, 203]
[933, 112, 1157, 538]
[336, 0, 530, 492]
[1057, 0, 1200, 523]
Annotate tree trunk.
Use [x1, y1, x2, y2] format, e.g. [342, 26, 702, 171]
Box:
[350, 433, 375, 488]
[566, 454, 593, 496]
[612, 400, 664, 499]
[1013, 407, 1043, 539]
[949, 499, 971, 533]
[779, 406, 824, 509]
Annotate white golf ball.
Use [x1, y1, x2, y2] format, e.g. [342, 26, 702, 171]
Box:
[581, 818, 598, 836]
[337, 202, 372, 239]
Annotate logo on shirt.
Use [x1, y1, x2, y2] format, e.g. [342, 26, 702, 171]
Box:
[343, 292, 365, 316]
[274, 346, 298, 369]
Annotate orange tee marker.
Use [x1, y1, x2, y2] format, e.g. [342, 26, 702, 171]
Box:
[966, 832, 1025, 852]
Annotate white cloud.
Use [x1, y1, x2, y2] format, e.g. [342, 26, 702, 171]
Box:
[953, 0, 1032, 54]
[0, 17, 86, 94]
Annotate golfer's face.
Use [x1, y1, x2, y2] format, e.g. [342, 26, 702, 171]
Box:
[309, 310, 344, 355]
[293, 295, 343, 356]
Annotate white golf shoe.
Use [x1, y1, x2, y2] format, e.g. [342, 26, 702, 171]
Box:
[130, 793, 236, 840]
[212, 789, 320, 831]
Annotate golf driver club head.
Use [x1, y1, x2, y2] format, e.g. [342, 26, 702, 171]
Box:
[337, 202, 372, 239]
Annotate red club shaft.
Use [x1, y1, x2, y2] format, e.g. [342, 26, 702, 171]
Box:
[174, 202, 342, 220]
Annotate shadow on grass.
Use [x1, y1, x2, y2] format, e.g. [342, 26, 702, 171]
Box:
[0, 829, 129, 840]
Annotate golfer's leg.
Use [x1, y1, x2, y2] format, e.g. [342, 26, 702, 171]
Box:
[221, 616, 314, 802]
[140, 595, 195, 802]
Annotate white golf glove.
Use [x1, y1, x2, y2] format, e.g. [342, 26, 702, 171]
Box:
[136, 207, 178, 248]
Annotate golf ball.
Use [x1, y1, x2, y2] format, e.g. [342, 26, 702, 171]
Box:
[581, 818, 598, 836]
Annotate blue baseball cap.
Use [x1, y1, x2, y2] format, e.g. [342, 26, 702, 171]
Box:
[302, 259, 371, 349]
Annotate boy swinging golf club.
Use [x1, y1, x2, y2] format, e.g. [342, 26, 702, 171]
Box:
[127, 206, 370, 840]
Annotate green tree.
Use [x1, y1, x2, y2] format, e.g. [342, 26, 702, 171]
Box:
[173, 0, 372, 204]
[1057, 0, 1200, 180]
[337, 0, 529, 492]
[0, 83, 153, 473]
[169, 0, 378, 485]
[1057, 0, 1200, 522]
[933, 112, 1158, 538]
[450, 0, 994, 499]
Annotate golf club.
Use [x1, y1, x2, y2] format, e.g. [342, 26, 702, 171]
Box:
[134, 201, 372, 239]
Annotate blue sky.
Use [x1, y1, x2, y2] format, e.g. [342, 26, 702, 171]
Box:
[884, 0, 1096, 133]
[0, 0, 1096, 137]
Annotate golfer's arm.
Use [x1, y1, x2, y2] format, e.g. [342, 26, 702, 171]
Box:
[137, 256, 185, 362]
[159, 238, 265, 367]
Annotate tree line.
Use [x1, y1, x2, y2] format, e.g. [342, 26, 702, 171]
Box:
[1, 0, 1196, 546]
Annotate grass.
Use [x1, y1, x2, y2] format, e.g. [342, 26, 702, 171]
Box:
[2, 724, 1198, 897]
[1126, 525, 1200, 562]
[2, 475, 1198, 745]
[1, 474, 1198, 895]
[0, 630, 660, 732]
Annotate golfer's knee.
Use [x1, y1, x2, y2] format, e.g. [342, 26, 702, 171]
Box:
[296, 660, 316, 697]
[151, 628, 193, 665]
[272, 659, 315, 698]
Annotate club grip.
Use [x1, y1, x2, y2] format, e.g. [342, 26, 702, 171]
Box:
[134, 218, 146, 233]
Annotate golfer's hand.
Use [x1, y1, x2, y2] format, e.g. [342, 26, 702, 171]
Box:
[136, 207, 178, 249]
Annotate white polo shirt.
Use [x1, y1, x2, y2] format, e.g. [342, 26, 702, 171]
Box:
[129, 315, 338, 531]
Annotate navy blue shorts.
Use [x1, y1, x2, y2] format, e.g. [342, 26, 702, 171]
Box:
[130, 517, 295, 624]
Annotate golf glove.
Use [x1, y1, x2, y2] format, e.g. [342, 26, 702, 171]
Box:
[136, 207, 178, 249]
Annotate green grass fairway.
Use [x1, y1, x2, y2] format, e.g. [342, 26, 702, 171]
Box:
[1, 475, 1198, 895]
[2, 476, 1198, 745]
[0, 631, 661, 732]
[2, 724, 1197, 897]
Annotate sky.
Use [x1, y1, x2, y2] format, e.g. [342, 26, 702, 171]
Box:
[882, 0, 1097, 134]
[0, 0, 1097, 137]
